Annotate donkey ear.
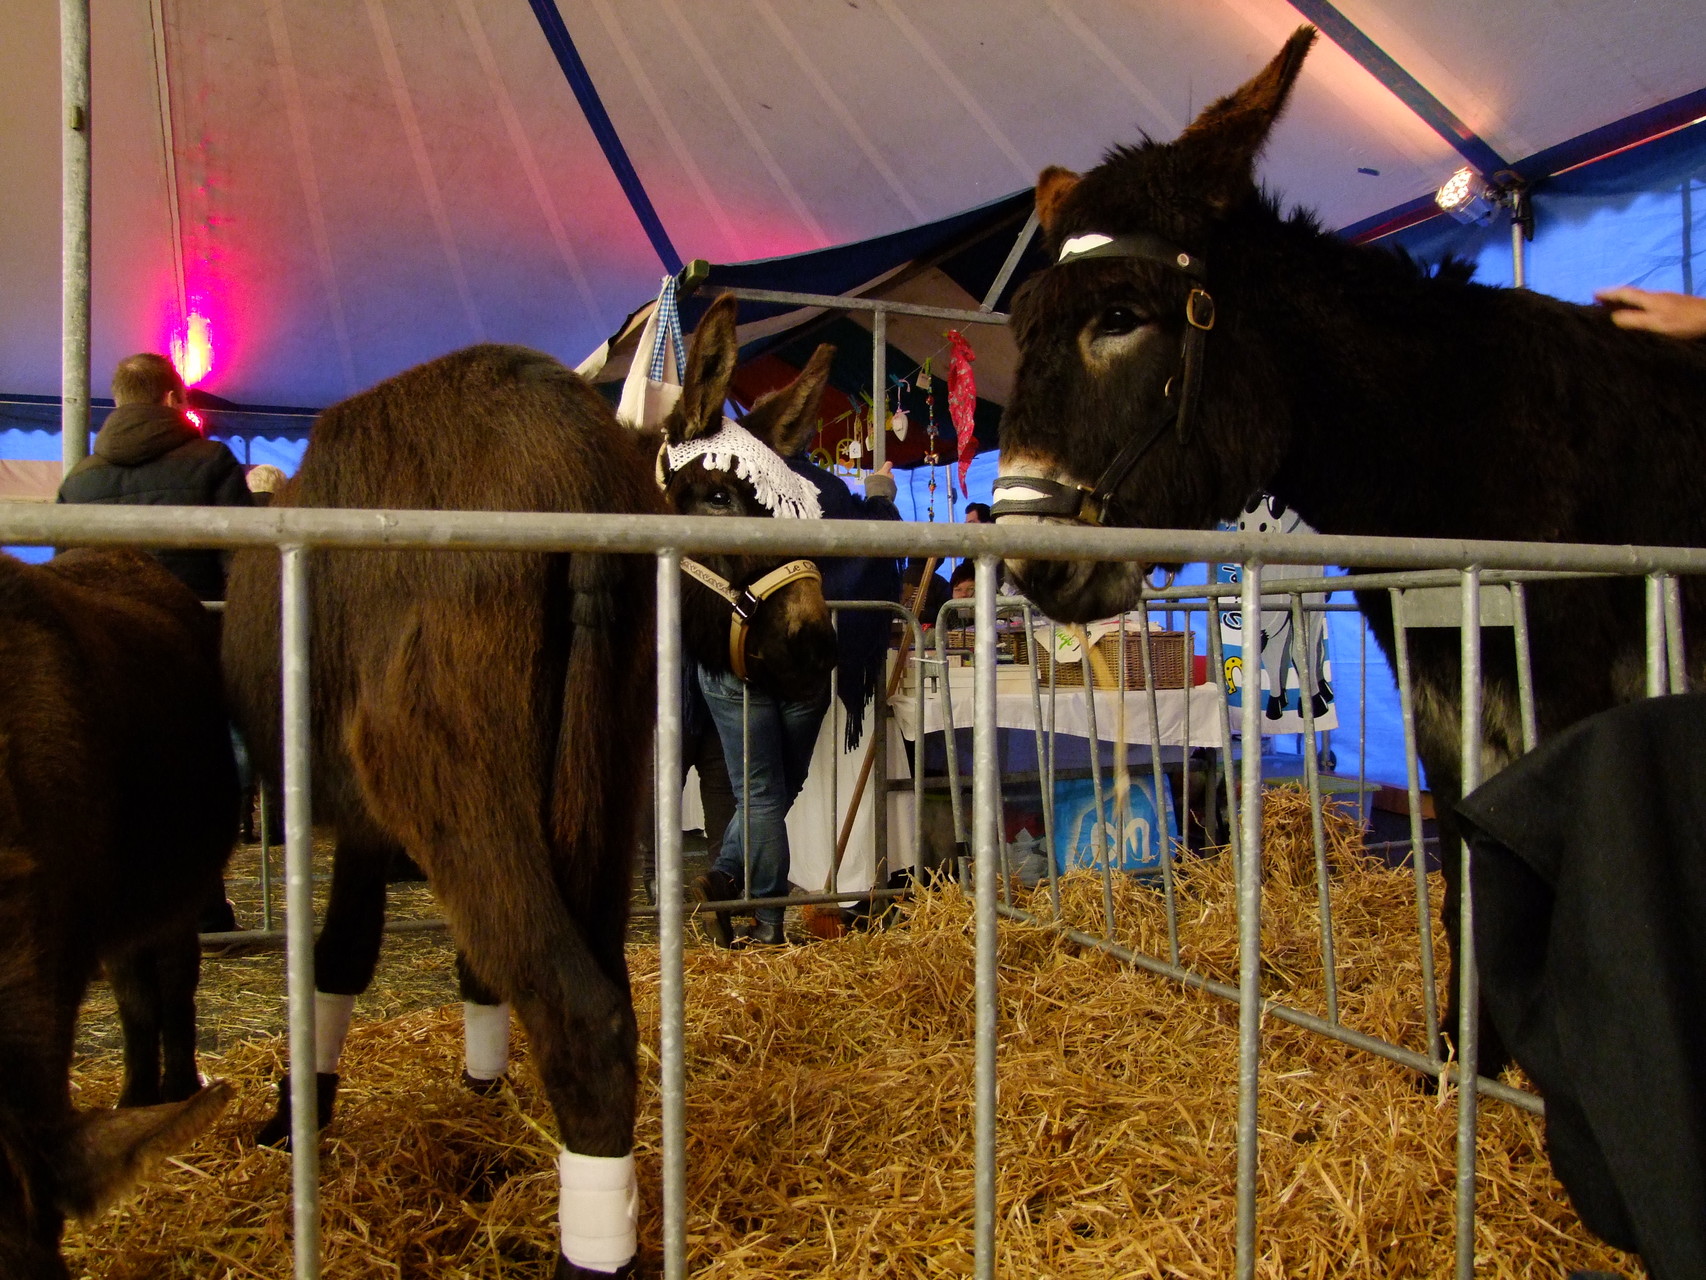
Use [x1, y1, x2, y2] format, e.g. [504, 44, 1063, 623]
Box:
[56, 1083, 232, 1219]
[743, 344, 834, 460]
[1176, 26, 1317, 209]
[1035, 166, 1082, 236]
[665, 293, 739, 446]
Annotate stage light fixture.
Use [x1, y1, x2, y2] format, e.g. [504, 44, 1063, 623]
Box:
[1435, 166, 1498, 224]
[170, 312, 213, 386]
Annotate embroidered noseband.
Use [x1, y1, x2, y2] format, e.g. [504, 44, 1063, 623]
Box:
[656, 418, 824, 682]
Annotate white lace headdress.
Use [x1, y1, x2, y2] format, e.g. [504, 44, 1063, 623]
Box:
[656, 419, 823, 520]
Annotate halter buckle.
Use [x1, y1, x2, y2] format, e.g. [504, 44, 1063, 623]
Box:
[1186, 288, 1216, 331]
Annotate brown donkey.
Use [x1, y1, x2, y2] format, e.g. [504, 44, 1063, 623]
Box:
[222, 295, 836, 1278]
[993, 28, 1706, 1078]
[0, 549, 238, 1279]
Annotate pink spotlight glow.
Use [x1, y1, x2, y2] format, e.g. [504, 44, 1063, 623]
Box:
[170, 313, 214, 387]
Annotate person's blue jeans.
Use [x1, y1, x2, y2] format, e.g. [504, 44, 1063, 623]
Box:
[696, 665, 831, 926]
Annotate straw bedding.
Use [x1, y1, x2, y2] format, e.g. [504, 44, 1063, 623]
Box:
[62, 796, 1642, 1277]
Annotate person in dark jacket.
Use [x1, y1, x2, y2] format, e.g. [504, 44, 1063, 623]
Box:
[60, 352, 252, 934]
[58, 352, 252, 601]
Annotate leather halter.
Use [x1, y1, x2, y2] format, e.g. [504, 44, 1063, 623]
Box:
[655, 438, 825, 682]
[991, 230, 1216, 527]
[679, 556, 822, 682]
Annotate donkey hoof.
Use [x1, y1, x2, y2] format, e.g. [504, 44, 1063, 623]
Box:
[255, 1071, 339, 1147]
[460, 1070, 506, 1097]
[554, 1255, 635, 1279]
[1264, 694, 1285, 721]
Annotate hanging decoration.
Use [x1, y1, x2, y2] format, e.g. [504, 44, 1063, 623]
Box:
[888, 374, 910, 442]
[946, 330, 978, 496]
[920, 358, 940, 522]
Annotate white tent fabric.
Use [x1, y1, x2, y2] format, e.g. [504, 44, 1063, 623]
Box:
[4, 0, 1701, 411]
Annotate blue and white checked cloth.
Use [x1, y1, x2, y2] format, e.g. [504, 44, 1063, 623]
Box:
[648, 275, 687, 383]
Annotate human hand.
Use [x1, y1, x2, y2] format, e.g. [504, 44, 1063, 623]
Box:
[872, 461, 895, 479]
[1595, 286, 1706, 340]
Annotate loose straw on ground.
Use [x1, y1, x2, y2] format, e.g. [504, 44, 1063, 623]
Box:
[64, 793, 1641, 1278]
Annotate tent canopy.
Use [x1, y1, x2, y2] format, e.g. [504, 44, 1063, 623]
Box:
[4, 0, 1702, 418]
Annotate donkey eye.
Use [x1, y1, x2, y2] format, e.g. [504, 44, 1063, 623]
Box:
[705, 488, 734, 510]
[1095, 305, 1147, 337]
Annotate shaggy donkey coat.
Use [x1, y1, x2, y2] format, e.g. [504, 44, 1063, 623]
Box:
[222, 298, 838, 1277]
[0, 548, 237, 1279]
[996, 27, 1706, 1076]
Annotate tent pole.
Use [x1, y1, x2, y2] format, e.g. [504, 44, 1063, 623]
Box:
[62, 0, 92, 475]
[981, 209, 1038, 311]
[871, 307, 887, 471]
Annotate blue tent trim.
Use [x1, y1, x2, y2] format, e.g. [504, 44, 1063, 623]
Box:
[1286, 0, 1509, 176]
[525, 0, 683, 275]
[683, 190, 1035, 332]
[1, 392, 319, 442]
[1521, 94, 1706, 190]
[1338, 97, 1706, 242]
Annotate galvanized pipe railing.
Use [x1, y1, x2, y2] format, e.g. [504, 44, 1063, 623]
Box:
[11, 502, 1706, 578]
[60, 0, 92, 473]
[13, 503, 1696, 1280]
[280, 545, 320, 1278]
[971, 556, 1001, 1280]
[655, 551, 687, 1280]
[1454, 568, 1485, 1280]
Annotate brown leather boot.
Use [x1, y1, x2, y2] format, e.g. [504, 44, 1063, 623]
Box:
[690, 868, 738, 948]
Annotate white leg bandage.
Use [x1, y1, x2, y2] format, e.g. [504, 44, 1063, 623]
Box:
[314, 992, 357, 1075]
[558, 1149, 637, 1274]
[462, 1001, 511, 1081]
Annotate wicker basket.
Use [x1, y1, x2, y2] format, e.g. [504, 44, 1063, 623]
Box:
[1027, 629, 1191, 690]
[941, 629, 1028, 662]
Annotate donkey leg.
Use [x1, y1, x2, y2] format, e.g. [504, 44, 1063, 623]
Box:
[1434, 806, 1513, 1080]
[455, 951, 511, 1094]
[109, 948, 163, 1108]
[426, 852, 637, 1278]
[154, 926, 204, 1102]
[111, 929, 206, 1106]
[255, 838, 391, 1146]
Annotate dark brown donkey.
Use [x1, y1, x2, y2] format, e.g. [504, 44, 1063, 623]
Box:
[0, 548, 238, 1280]
[222, 294, 836, 1279]
[993, 28, 1706, 1076]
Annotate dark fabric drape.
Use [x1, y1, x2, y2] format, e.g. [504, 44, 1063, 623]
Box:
[1456, 692, 1706, 1280]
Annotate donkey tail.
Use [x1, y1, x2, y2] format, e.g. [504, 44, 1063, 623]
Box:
[550, 552, 655, 901]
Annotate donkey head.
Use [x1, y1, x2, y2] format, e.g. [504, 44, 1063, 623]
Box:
[656, 294, 838, 701]
[996, 27, 1317, 621]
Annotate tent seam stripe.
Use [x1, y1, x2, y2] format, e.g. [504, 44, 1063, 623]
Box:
[1284, 0, 1509, 176]
[525, 0, 683, 275]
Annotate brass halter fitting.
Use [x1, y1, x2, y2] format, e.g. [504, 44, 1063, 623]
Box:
[679, 557, 822, 681]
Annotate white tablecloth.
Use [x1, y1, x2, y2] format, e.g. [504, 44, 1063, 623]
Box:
[890, 663, 1237, 748]
[692, 661, 1333, 903]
